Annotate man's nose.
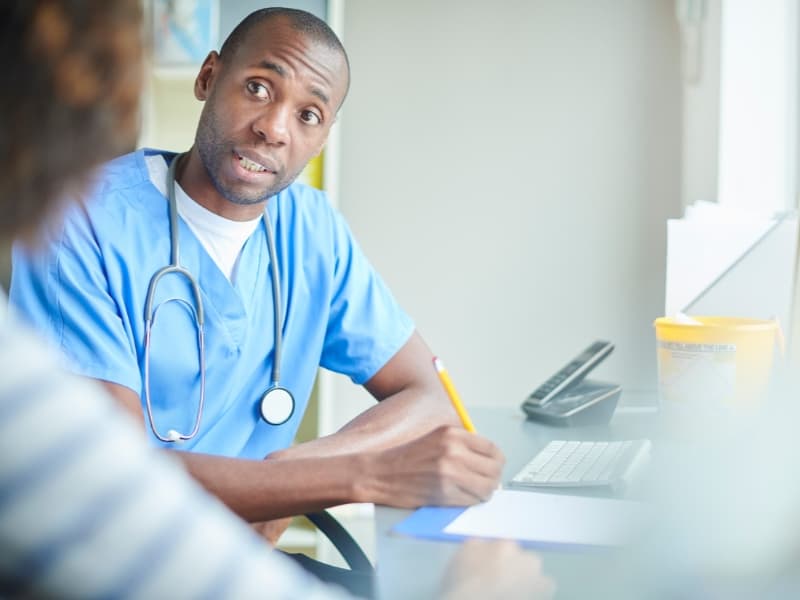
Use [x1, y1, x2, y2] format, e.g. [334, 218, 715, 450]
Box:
[253, 106, 290, 145]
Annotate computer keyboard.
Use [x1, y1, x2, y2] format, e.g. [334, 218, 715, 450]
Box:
[508, 439, 652, 492]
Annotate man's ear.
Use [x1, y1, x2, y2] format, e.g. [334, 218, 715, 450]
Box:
[194, 51, 221, 101]
[313, 116, 338, 157]
[313, 138, 328, 158]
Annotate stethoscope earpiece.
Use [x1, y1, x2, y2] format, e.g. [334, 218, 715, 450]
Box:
[143, 152, 295, 444]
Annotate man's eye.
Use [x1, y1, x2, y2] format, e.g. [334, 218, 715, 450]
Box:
[246, 81, 269, 99]
[300, 110, 321, 125]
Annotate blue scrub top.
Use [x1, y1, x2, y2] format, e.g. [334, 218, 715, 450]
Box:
[10, 149, 414, 459]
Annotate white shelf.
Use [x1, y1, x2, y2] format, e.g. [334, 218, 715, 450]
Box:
[151, 65, 201, 80]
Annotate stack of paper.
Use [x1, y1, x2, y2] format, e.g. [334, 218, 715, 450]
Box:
[664, 201, 797, 327]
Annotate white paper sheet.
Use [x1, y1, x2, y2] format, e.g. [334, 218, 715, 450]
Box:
[664, 204, 797, 322]
[443, 489, 648, 548]
[665, 219, 775, 316]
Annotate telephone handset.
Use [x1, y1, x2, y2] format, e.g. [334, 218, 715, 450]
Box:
[521, 341, 621, 426]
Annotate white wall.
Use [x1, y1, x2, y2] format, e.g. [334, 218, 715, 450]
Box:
[327, 0, 683, 424]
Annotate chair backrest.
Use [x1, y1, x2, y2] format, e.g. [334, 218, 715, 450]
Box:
[305, 510, 373, 572]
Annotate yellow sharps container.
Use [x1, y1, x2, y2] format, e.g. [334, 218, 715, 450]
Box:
[654, 316, 779, 408]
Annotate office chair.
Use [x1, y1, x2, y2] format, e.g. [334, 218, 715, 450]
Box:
[284, 511, 374, 598]
[306, 510, 373, 572]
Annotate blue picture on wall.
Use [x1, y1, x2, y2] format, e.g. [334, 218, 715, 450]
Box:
[153, 0, 218, 66]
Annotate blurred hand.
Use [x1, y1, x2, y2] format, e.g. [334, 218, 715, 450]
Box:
[363, 425, 504, 507]
[251, 517, 293, 546]
[441, 539, 555, 600]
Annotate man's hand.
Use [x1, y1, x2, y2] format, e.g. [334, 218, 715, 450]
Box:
[358, 425, 505, 507]
[251, 517, 293, 546]
[440, 540, 556, 599]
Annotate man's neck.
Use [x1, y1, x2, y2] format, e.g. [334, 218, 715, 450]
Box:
[175, 149, 267, 222]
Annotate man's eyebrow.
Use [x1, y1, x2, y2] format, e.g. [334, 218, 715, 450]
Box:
[257, 60, 286, 77]
[310, 87, 330, 106]
[254, 60, 331, 106]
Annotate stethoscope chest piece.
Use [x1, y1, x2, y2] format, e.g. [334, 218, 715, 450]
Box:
[260, 386, 295, 425]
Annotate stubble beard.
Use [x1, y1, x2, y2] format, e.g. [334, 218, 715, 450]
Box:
[195, 106, 299, 206]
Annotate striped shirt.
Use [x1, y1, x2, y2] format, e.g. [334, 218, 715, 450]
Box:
[0, 293, 351, 599]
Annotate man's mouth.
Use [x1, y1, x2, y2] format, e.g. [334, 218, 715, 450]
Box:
[236, 152, 273, 174]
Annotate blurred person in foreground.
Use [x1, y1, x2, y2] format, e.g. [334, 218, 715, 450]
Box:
[579, 371, 800, 600]
[629, 371, 800, 600]
[0, 1, 554, 598]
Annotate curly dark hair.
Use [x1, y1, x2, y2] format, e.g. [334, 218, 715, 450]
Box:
[0, 0, 143, 240]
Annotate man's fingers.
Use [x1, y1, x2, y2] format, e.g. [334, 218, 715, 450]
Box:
[425, 464, 501, 505]
[441, 425, 505, 460]
[438, 428, 505, 482]
[370, 424, 506, 507]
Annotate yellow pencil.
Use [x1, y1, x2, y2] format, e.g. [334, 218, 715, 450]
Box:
[433, 357, 477, 433]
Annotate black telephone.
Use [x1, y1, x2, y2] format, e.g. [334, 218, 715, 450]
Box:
[521, 341, 621, 426]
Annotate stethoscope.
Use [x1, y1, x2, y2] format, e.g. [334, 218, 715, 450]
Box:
[143, 153, 295, 443]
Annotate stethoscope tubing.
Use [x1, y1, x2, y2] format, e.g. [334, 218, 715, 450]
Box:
[142, 153, 291, 443]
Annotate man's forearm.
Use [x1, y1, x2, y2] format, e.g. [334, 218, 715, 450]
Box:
[270, 388, 460, 461]
[177, 414, 504, 521]
[157, 391, 468, 521]
[178, 451, 368, 522]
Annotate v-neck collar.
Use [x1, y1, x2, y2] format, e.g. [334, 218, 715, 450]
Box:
[139, 150, 277, 347]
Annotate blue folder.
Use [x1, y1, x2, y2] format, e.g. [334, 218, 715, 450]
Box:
[392, 506, 468, 544]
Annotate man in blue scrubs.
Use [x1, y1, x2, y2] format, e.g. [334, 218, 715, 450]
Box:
[10, 5, 503, 554]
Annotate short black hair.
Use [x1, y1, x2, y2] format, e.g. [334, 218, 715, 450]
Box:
[219, 7, 349, 83]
